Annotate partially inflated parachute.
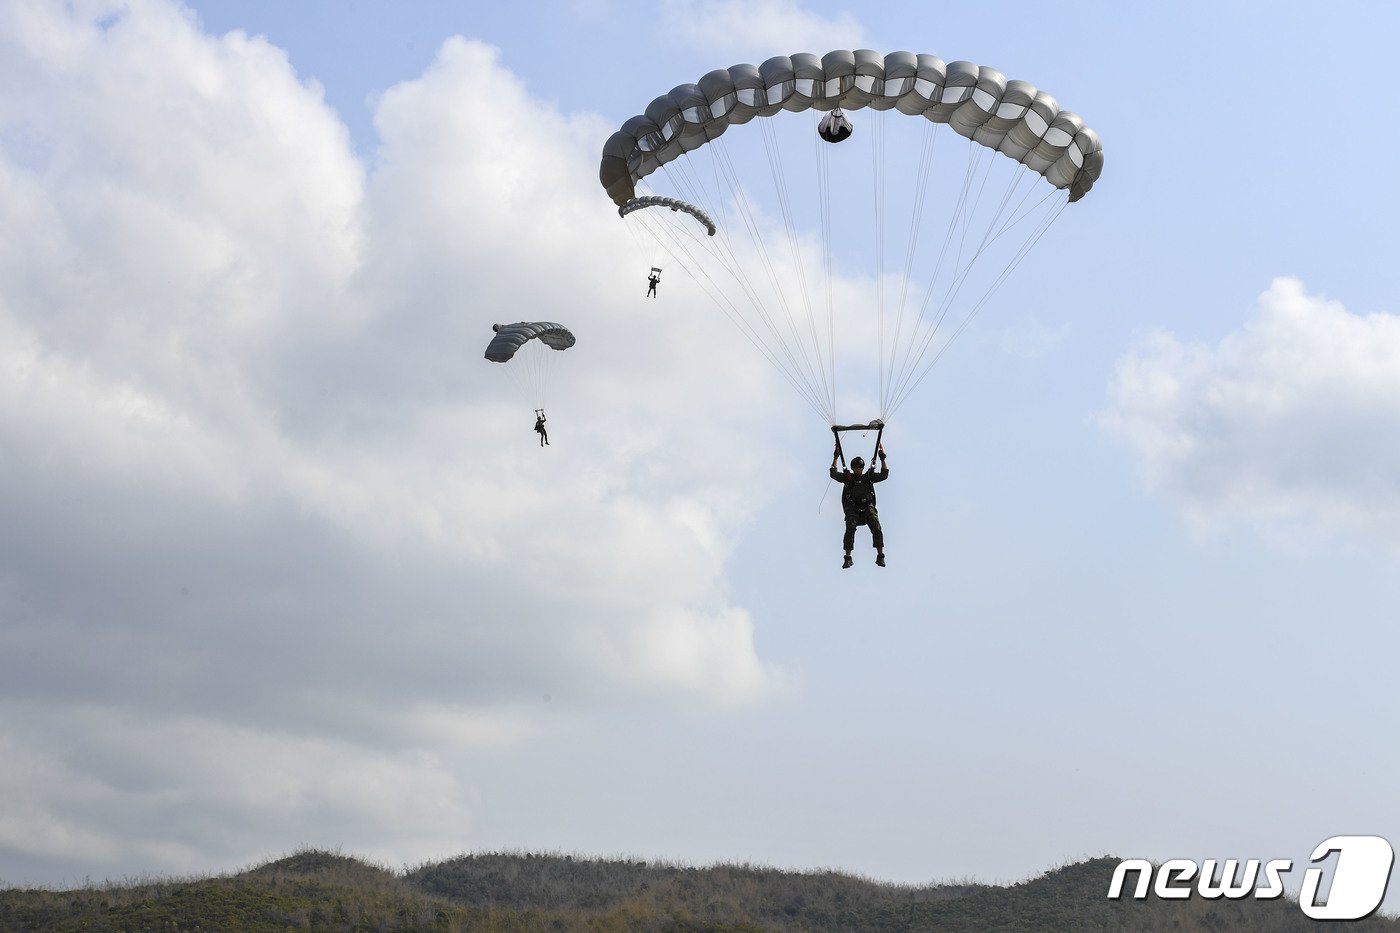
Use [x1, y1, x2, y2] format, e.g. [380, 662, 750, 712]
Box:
[485, 321, 576, 411]
[484, 321, 576, 362]
[617, 196, 717, 236]
[603, 50, 1102, 426]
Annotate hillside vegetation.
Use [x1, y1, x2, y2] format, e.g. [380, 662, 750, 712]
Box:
[1, 848, 1395, 932]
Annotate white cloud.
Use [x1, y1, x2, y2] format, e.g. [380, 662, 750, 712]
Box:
[0, 704, 475, 876]
[0, 0, 798, 880]
[1100, 276, 1400, 552]
[660, 0, 870, 57]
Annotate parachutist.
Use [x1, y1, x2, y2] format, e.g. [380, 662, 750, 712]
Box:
[647, 270, 660, 298]
[830, 448, 888, 568]
[484, 323, 575, 439]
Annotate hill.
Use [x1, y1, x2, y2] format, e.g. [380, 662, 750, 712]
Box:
[1, 849, 1395, 931]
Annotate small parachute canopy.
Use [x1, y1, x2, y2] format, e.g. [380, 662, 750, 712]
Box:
[484, 321, 577, 363]
[818, 108, 854, 142]
[619, 196, 717, 235]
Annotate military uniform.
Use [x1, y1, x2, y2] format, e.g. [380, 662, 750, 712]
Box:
[830, 463, 888, 551]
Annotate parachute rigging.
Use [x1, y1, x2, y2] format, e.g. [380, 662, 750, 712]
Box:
[602, 50, 1103, 430]
[484, 321, 576, 414]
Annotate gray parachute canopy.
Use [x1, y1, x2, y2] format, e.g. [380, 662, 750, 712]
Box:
[599, 49, 1104, 206]
[618, 196, 717, 235]
[484, 322, 577, 363]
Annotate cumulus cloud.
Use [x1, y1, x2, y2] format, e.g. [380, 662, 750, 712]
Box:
[1100, 277, 1400, 551]
[0, 0, 797, 880]
[660, 0, 870, 57]
[0, 705, 474, 874]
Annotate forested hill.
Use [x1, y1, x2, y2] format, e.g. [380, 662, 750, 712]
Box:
[1, 848, 1396, 932]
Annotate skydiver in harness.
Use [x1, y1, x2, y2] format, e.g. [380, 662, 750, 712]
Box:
[534, 409, 549, 446]
[646, 269, 660, 298]
[829, 438, 888, 568]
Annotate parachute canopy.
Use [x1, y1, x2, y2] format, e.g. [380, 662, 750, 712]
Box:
[484, 321, 576, 363]
[618, 196, 717, 236]
[600, 50, 1103, 207]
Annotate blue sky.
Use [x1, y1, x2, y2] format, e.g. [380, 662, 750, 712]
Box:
[1, 0, 1397, 916]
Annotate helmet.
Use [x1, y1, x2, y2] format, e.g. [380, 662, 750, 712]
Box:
[850, 456, 865, 469]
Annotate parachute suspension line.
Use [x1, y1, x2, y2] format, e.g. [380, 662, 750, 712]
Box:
[813, 109, 838, 420]
[885, 144, 1065, 416]
[649, 147, 700, 203]
[886, 146, 1021, 407]
[632, 203, 817, 406]
[526, 340, 554, 411]
[702, 142, 831, 409]
[710, 144, 730, 233]
[518, 344, 539, 407]
[500, 347, 544, 412]
[541, 347, 554, 410]
[958, 194, 1067, 331]
[912, 144, 1000, 347]
[759, 118, 834, 418]
[630, 184, 835, 422]
[629, 207, 821, 413]
[882, 137, 984, 409]
[882, 118, 941, 416]
[954, 144, 1000, 277]
[885, 188, 1071, 419]
[871, 107, 888, 420]
[500, 362, 523, 406]
[707, 133, 837, 422]
[887, 196, 1067, 418]
[535, 345, 547, 413]
[935, 148, 1020, 325]
[621, 194, 665, 279]
[932, 158, 1045, 328]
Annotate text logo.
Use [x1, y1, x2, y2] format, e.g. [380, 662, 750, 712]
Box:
[1107, 835, 1394, 921]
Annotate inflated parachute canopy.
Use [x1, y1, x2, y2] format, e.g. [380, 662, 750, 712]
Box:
[618, 195, 717, 235]
[484, 322, 577, 363]
[600, 49, 1104, 206]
